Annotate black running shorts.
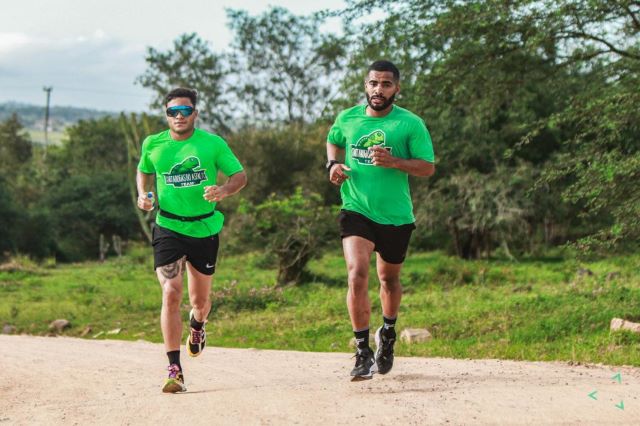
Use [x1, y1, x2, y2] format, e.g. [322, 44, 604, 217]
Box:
[152, 224, 220, 275]
[337, 210, 416, 264]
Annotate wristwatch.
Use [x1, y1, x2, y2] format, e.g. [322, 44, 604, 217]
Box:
[325, 159, 340, 173]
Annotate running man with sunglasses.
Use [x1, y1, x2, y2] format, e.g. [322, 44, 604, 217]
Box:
[326, 60, 435, 381]
[136, 88, 247, 393]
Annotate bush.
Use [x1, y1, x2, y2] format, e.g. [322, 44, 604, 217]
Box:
[0, 178, 18, 258]
[232, 187, 338, 285]
[44, 172, 138, 261]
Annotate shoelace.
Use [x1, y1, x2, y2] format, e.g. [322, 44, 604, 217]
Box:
[381, 334, 395, 356]
[190, 328, 204, 344]
[353, 350, 370, 365]
[167, 364, 181, 379]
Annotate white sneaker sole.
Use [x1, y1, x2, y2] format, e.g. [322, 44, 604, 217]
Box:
[374, 326, 383, 361]
[162, 378, 187, 393]
[350, 354, 378, 381]
[374, 326, 394, 375]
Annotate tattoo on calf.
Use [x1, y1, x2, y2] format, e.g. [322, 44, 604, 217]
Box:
[160, 259, 183, 279]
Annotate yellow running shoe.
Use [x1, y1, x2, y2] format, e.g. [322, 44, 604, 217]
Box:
[162, 364, 186, 393]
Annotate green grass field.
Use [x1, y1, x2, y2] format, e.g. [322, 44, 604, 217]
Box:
[27, 129, 65, 146]
[1, 246, 639, 366]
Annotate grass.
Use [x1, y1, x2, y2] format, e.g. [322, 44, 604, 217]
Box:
[27, 129, 65, 146]
[1, 245, 639, 366]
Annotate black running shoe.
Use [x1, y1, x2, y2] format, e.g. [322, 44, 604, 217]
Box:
[375, 326, 395, 375]
[350, 347, 377, 381]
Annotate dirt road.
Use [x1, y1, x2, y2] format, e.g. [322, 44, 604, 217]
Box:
[1, 335, 638, 425]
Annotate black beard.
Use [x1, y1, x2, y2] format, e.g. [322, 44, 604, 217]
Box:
[366, 93, 396, 111]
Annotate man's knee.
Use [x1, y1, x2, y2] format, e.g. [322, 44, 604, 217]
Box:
[347, 265, 369, 291]
[162, 284, 182, 308]
[190, 294, 210, 311]
[347, 263, 368, 279]
[378, 274, 401, 292]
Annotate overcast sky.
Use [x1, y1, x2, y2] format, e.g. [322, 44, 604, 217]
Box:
[0, 0, 347, 112]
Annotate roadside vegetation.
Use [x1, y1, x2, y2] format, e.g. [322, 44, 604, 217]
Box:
[1, 246, 638, 366]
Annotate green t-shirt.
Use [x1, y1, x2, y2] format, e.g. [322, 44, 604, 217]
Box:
[137, 128, 244, 237]
[327, 105, 435, 225]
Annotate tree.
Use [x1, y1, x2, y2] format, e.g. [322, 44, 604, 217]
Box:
[50, 116, 127, 176]
[44, 172, 138, 261]
[233, 188, 338, 285]
[415, 163, 534, 259]
[136, 33, 231, 133]
[340, 0, 639, 256]
[518, 0, 640, 252]
[227, 7, 346, 125]
[338, 0, 578, 256]
[0, 114, 36, 203]
[0, 115, 47, 259]
[0, 113, 32, 174]
[528, 64, 640, 252]
[42, 118, 143, 260]
[226, 123, 331, 205]
[536, 0, 640, 64]
[121, 113, 165, 242]
[0, 176, 18, 257]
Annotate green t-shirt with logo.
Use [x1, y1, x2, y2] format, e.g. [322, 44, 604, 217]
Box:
[327, 105, 434, 225]
[137, 128, 244, 237]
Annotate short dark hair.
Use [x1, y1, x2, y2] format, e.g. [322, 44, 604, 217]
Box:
[165, 88, 197, 106]
[367, 60, 400, 81]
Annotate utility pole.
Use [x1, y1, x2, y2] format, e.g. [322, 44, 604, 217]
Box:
[43, 86, 53, 154]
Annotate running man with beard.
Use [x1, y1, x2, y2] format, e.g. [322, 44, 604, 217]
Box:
[136, 88, 247, 393]
[326, 60, 435, 381]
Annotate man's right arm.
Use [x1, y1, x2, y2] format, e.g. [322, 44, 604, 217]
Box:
[136, 170, 155, 211]
[326, 143, 351, 185]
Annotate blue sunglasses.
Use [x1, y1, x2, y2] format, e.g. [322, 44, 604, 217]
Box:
[166, 105, 195, 118]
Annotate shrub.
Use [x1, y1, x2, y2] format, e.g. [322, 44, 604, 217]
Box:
[233, 187, 338, 285]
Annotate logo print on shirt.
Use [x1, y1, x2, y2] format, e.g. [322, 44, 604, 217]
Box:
[351, 130, 391, 165]
[163, 156, 208, 188]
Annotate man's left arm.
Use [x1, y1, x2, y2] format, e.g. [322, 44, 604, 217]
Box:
[204, 171, 248, 202]
[369, 146, 435, 177]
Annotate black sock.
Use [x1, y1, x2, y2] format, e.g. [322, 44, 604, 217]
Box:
[190, 314, 205, 331]
[383, 316, 397, 339]
[354, 328, 370, 351]
[167, 350, 181, 369]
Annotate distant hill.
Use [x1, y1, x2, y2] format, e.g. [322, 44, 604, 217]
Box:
[0, 101, 116, 133]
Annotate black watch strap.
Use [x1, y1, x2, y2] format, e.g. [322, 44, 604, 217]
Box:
[326, 160, 340, 173]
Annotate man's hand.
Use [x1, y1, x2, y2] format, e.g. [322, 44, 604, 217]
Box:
[203, 185, 229, 202]
[329, 163, 351, 186]
[137, 193, 154, 211]
[369, 145, 397, 168]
